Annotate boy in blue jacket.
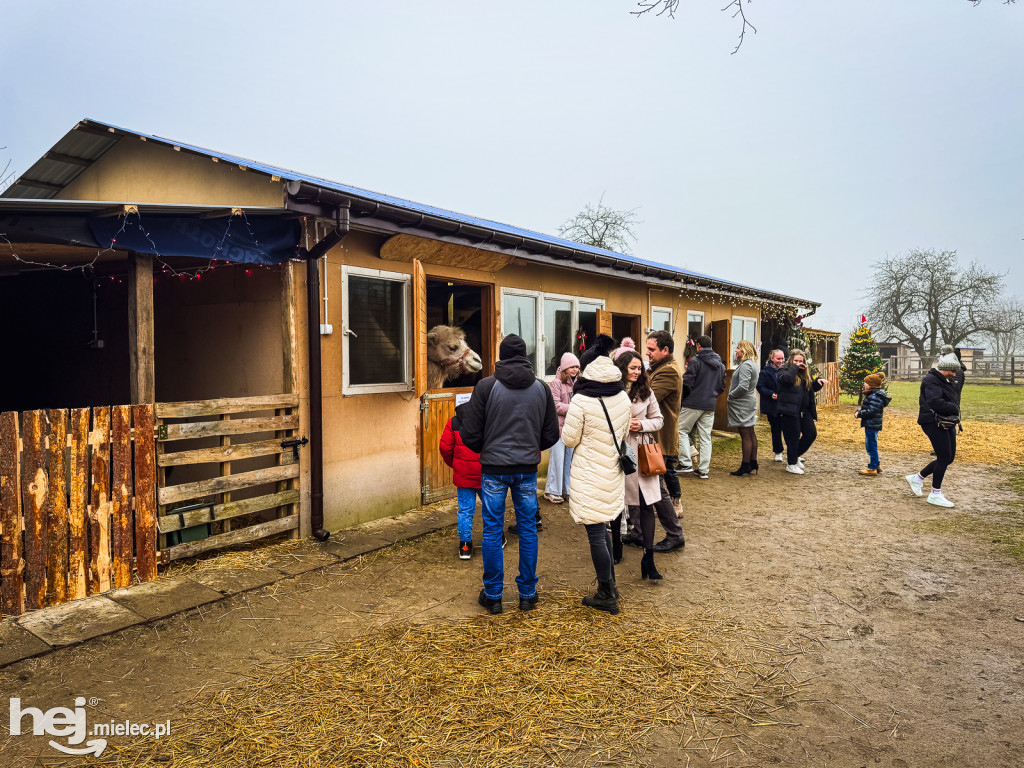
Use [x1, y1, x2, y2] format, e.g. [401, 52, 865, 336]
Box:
[854, 373, 891, 476]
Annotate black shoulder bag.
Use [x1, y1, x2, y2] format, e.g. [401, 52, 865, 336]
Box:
[599, 397, 637, 476]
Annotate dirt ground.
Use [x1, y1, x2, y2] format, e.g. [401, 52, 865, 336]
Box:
[2, 416, 1023, 767]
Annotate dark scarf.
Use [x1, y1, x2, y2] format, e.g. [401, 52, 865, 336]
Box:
[573, 376, 626, 398]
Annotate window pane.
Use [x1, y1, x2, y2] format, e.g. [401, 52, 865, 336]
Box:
[686, 312, 703, 340]
[744, 320, 756, 343]
[348, 276, 406, 385]
[502, 294, 537, 370]
[544, 298, 573, 376]
[652, 309, 672, 334]
[577, 302, 600, 356]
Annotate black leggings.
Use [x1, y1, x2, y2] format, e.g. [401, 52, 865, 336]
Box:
[780, 413, 817, 465]
[920, 422, 957, 490]
[738, 425, 758, 463]
[584, 523, 613, 582]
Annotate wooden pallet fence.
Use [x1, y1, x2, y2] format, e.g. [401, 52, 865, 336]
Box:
[155, 394, 302, 563]
[816, 362, 840, 406]
[0, 405, 158, 618]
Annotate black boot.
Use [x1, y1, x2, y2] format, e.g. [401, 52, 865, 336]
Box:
[730, 463, 752, 477]
[582, 581, 620, 615]
[640, 550, 663, 581]
[749, 459, 759, 474]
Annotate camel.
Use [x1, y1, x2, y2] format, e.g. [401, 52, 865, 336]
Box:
[426, 325, 483, 390]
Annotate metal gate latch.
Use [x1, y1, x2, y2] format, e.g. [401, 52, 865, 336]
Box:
[281, 436, 309, 460]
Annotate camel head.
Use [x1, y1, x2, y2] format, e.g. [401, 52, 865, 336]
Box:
[425, 325, 483, 388]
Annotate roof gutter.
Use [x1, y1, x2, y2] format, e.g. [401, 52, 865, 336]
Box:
[303, 202, 350, 542]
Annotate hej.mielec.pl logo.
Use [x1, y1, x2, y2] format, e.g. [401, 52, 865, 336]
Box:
[9, 697, 171, 757]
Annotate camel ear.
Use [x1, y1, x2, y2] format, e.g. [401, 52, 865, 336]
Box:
[426, 330, 439, 344]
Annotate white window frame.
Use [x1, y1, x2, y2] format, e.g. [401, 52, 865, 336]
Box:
[500, 288, 604, 380]
[650, 305, 674, 335]
[341, 266, 412, 395]
[686, 311, 705, 337]
[731, 314, 758, 362]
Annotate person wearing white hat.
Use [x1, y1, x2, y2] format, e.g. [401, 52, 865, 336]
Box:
[905, 348, 962, 508]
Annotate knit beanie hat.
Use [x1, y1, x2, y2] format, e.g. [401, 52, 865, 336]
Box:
[612, 337, 637, 361]
[864, 373, 884, 389]
[499, 334, 527, 360]
[935, 344, 961, 372]
[558, 352, 580, 370]
[579, 334, 616, 373]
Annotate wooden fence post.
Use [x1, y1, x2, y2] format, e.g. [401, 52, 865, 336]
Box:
[21, 411, 48, 610]
[68, 408, 90, 600]
[89, 407, 112, 595]
[111, 405, 133, 589]
[46, 410, 69, 606]
[0, 412, 25, 616]
[133, 405, 157, 582]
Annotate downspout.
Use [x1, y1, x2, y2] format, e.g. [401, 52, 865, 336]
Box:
[305, 203, 350, 541]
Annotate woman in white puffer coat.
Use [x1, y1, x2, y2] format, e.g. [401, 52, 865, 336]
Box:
[561, 335, 631, 615]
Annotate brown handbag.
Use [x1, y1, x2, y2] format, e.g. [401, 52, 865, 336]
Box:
[637, 433, 666, 477]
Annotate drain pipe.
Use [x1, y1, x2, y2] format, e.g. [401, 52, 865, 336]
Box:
[305, 204, 350, 541]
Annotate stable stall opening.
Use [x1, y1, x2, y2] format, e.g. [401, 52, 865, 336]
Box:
[0, 268, 129, 411]
[425, 279, 488, 389]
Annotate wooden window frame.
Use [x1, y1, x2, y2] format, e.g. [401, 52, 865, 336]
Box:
[341, 266, 412, 396]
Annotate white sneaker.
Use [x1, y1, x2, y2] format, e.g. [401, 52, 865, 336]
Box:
[786, 464, 804, 475]
[905, 474, 924, 497]
[927, 491, 955, 508]
[543, 493, 563, 504]
[797, 457, 806, 466]
[774, 453, 784, 462]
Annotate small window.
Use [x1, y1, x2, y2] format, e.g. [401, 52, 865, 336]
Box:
[502, 292, 538, 371]
[501, 291, 604, 378]
[342, 267, 411, 394]
[686, 311, 704, 341]
[651, 306, 673, 335]
[543, 298, 573, 376]
[731, 315, 757, 362]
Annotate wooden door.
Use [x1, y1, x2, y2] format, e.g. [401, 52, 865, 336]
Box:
[421, 387, 474, 503]
[709, 319, 732, 430]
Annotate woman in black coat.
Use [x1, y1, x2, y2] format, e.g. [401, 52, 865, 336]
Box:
[775, 349, 826, 475]
[905, 352, 962, 507]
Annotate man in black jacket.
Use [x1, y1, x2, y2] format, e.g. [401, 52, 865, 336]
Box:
[677, 336, 726, 479]
[756, 349, 786, 461]
[459, 334, 559, 615]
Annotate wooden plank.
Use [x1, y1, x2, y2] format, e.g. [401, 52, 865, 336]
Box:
[162, 515, 298, 562]
[159, 414, 299, 442]
[110, 406, 133, 589]
[20, 411, 48, 610]
[67, 408, 90, 600]
[158, 463, 300, 507]
[128, 253, 156, 404]
[0, 412, 25, 616]
[596, 308, 613, 337]
[281, 260, 299, 396]
[89, 407, 112, 595]
[158, 489, 300, 533]
[132, 405, 158, 583]
[155, 394, 299, 419]
[413, 258, 427, 398]
[45, 410, 69, 606]
[159, 445, 292, 501]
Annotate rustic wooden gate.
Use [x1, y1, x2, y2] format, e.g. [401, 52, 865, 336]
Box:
[0, 406, 157, 617]
[155, 394, 302, 562]
[420, 387, 473, 503]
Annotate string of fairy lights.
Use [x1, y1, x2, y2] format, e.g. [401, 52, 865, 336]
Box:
[0, 206, 287, 284]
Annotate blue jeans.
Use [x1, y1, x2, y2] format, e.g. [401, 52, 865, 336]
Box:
[480, 473, 538, 600]
[457, 487, 481, 542]
[544, 442, 574, 497]
[865, 429, 879, 469]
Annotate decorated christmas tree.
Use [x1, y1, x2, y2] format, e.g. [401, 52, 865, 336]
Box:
[840, 318, 883, 397]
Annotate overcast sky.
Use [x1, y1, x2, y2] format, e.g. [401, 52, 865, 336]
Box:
[4, 1, 1022, 336]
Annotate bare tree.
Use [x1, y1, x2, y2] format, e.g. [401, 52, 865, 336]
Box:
[558, 197, 640, 255]
[982, 298, 1024, 369]
[0, 146, 14, 192]
[632, 1, 1015, 54]
[866, 249, 1007, 363]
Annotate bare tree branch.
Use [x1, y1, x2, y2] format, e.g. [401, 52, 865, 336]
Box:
[558, 195, 641, 255]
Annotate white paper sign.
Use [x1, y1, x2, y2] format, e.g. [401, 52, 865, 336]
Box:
[455, 393, 472, 406]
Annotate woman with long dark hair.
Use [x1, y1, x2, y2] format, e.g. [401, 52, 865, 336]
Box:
[776, 349, 826, 475]
[614, 349, 665, 580]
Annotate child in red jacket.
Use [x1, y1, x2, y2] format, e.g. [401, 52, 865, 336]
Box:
[439, 403, 483, 560]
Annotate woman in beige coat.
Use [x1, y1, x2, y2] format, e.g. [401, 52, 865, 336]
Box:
[561, 335, 631, 615]
[615, 350, 665, 580]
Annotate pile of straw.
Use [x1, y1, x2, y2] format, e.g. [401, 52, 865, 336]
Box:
[814, 407, 1024, 466]
[102, 595, 806, 767]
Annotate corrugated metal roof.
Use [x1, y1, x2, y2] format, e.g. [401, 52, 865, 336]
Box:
[3, 118, 820, 308]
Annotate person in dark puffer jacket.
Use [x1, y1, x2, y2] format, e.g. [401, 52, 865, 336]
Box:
[854, 373, 891, 476]
[439, 403, 484, 561]
[775, 349, 826, 474]
[905, 351, 962, 508]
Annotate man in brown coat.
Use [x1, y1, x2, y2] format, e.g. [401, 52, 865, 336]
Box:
[622, 331, 685, 552]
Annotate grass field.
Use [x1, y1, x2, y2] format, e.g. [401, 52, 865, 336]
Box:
[839, 379, 1024, 420]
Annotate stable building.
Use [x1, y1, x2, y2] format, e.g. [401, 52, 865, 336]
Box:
[1, 118, 821, 556]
